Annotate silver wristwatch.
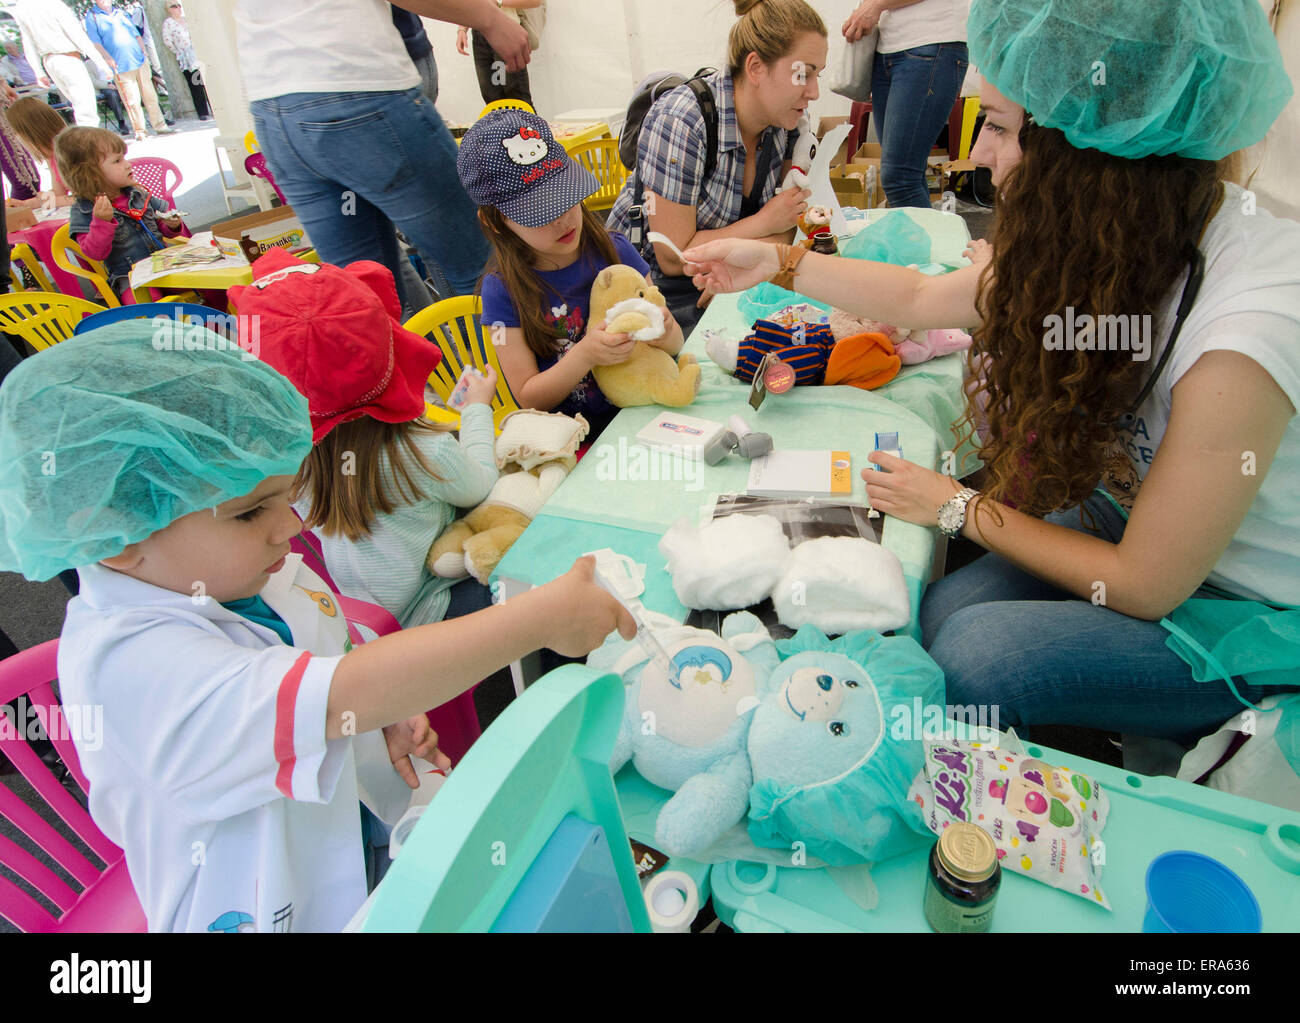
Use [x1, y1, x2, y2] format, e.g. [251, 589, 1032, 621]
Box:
[937, 488, 979, 539]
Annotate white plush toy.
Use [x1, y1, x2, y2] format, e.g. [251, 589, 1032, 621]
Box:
[779, 114, 817, 194]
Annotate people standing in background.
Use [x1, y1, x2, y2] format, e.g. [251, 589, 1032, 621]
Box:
[843, 0, 970, 209]
[235, 0, 527, 309]
[161, 2, 209, 120]
[3, 0, 108, 127]
[456, 0, 542, 110]
[391, 5, 437, 105]
[82, 0, 174, 141]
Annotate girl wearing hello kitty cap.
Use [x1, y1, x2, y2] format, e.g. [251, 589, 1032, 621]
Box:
[457, 109, 684, 438]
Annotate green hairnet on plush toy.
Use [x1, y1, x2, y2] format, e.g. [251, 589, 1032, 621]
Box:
[594, 612, 945, 863]
[747, 627, 944, 865]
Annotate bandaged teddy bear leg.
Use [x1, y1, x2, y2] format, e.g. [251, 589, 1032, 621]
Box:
[462, 516, 530, 585]
[654, 750, 753, 858]
[646, 352, 701, 408]
[705, 330, 740, 373]
[427, 519, 475, 578]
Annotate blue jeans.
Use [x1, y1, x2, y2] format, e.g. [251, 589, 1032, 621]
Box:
[920, 492, 1300, 744]
[251, 88, 489, 302]
[871, 42, 969, 210]
[445, 577, 492, 619]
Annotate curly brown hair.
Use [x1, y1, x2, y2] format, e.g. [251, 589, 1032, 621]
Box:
[957, 122, 1227, 519]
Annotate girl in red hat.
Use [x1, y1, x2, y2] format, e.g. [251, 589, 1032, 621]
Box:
[231, 251, 502, 630]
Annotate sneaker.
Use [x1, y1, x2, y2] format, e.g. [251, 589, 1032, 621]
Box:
[154, 125, 177, 135]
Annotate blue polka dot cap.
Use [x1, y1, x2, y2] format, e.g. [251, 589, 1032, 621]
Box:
[456, 109, 600, 228]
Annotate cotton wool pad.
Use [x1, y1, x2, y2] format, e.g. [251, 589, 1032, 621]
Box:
[658, 514, 790, 609]
[773, 536, 910, 634]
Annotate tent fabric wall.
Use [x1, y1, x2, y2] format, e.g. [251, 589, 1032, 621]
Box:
[421, 0, 860, 127]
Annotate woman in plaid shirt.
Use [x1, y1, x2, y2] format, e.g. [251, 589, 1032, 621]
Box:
[607, 0, 825, 332]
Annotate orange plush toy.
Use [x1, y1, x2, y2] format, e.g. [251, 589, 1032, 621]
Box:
[824, 331, 901, 390]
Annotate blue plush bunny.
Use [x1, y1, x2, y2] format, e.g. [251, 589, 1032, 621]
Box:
[747, 626, 945, 864]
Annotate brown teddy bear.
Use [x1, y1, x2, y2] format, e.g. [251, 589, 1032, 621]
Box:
[427, 409, 588, 584]
[589, 264, 700, 407]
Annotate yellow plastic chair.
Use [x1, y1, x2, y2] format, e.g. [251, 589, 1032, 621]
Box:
[9, 244, 54, 293]
[477, 99, 536, 119]
[958, 96, 981, 160]
[404, 295, 521, 432]
[568, 137, 627, 212]
[243, 129, 259, 154]
[49, 223, 120, 307]
[0, 292, 106, 352]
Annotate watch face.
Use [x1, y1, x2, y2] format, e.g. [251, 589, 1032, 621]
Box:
[937, 500, 962, 532]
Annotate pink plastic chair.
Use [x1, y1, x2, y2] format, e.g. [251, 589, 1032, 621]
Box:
[244, 152, 287, 205]
[291, 532, 483, 765]
[0, 640, 147, 933]
[128, 156, 182, 207]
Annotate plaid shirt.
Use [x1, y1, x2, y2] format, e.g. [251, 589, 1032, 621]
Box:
[607, 69, 792, 275]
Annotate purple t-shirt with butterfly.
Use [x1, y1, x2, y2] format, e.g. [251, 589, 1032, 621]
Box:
[480, 232, 649, 433]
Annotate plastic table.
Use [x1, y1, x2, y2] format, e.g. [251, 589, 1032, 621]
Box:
[548, 121, 611, 152]
[692, 729, 1300, 932]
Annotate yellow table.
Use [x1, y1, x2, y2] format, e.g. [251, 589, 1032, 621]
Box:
[548, 121, 612, 152]
[452, 120, 612, 151]
[130, 249, 318, 304]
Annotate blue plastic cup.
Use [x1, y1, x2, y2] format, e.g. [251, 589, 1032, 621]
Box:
[1143, 851, 1261, 933]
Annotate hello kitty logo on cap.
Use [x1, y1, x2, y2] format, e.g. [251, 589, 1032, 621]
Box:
[456, 108, 601, 229]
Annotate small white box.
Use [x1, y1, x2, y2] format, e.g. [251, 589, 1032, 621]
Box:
[635, 411, 727, 460]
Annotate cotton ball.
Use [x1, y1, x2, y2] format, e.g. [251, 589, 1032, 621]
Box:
[773, 536, 910, 634]
[658, 514, 790, 609]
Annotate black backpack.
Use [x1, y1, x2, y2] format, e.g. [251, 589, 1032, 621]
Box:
[621, 68, 719, 247]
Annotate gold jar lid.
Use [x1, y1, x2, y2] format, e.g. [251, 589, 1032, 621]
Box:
[937, 822, 997, 883]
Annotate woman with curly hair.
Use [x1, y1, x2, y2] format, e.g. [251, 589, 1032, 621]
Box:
[682, 0, 1300, 744]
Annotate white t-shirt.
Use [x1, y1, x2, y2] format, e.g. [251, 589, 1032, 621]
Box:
[1120, 183, 1300, 606]
[235, 0, 419, 102]
[59, 556, 410, 932]
[877, 0, 970, 54]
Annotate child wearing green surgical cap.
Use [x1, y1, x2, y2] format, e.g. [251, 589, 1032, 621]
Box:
[0, 321, 634, 933]
[683, 0, 1300, 747]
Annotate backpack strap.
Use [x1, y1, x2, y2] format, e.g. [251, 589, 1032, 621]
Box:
[629, 69, 720, 249]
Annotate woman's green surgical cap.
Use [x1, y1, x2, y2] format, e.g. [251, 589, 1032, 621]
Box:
[0, 320, 312, 581]
[968, 0, 1294, 160]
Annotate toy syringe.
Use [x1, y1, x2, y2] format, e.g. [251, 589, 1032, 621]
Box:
[591, 565, 678, 683]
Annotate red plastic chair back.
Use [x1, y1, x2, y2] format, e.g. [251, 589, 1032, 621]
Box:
[128, 156, 183, 207]
[0, 640, 147, 932]
[290, 532, 483, 765]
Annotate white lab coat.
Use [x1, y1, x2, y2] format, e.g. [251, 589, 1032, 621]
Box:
[58, 555, 411, 933]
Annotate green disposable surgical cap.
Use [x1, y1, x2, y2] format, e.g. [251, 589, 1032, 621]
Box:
[968, 0, 1294, 160]
[0, 320, 312, 581]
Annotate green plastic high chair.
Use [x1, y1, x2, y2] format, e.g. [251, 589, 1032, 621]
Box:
[363, 665, 653, 932]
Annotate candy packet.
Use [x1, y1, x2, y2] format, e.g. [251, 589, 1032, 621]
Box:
[907, 738, 1112, 909]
